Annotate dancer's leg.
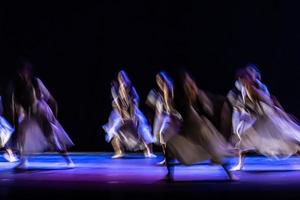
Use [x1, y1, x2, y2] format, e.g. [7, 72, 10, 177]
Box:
[143, 143, 156, 158]
[14, 152, 28, 170]
[221, 163, 238, 181]
[111, 136, 124, 158]
[164, 147, 174, 182]
[3, 148, 18, 162]
[157, 144, 166, 165]
[58, 149, 74, 167]
[231, 150, 245, 171]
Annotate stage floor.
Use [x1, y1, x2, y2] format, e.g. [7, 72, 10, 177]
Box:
[1, 152, 300, 199]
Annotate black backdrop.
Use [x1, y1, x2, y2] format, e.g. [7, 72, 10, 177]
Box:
[0, 1, 299, 151]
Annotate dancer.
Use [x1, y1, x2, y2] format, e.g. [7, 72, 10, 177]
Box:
[146, 71, 182, 165]
[0, 96, 18, 162]
[12, 60, 74, 169]
[164, 72, 236, 181]
[103, 70, 156, 158]
[228, 65, 300, 171]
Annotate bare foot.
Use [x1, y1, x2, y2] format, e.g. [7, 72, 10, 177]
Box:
[112, 153, 125, 159]
[231, 164, 243, 171]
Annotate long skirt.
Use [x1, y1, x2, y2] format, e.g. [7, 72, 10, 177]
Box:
[103, 108, 155, 151]
[238, 103, 300, 158]
[0, 116, 14, 148]
[16, 100, 74, 154]
[167, 106, 233, 165]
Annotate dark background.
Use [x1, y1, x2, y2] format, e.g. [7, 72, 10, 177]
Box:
[0, 1, 299, 151]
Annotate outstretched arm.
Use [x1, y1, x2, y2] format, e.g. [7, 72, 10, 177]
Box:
[249, 85, 274, 107]
[37, 78, 58, 117]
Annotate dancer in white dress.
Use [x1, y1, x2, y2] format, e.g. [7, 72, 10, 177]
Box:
[103, 70, 156, 158]
[12, 61, 74, 169]
[146, 71, 182, 165]
[0, 96, 18, 162]
[228, 64, 300, 171]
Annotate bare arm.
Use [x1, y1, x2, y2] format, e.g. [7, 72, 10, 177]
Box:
[249, 85, 274, 107]
[37, 78, 58, 117]
[163, 85, 172, 113]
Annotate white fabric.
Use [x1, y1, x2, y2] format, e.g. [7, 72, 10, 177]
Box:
[0, 116, 14, 148]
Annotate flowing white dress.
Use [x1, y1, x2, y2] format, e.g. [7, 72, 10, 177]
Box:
[228, 80, 300, 158]
[146, 89, 181, 145]
[103, 86, 155, 151]
[0, 97, 14, 148]
[16, 78, 74, 154]
[103, 108, 155, 151]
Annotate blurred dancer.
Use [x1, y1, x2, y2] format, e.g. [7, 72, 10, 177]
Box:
[12, 60, 74, 169]
[228, 65, 300, 171]
[164, 72, 236, 181]
[103, 70, 156, 158]
[146, 71, 182, 165]
[0, 96, 18, 162]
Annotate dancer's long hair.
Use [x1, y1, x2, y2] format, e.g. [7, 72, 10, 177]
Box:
[182, 72, 199, 105]
[156, 71, 174, 113]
